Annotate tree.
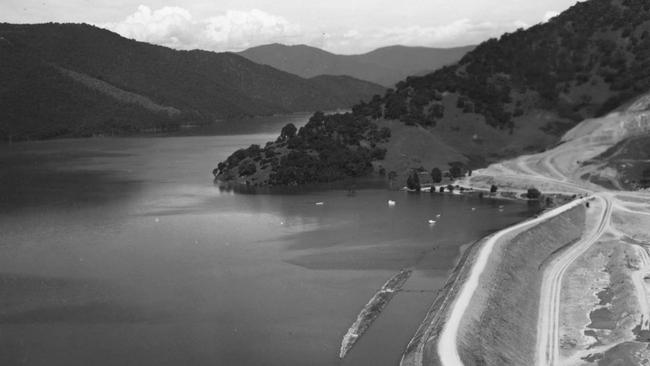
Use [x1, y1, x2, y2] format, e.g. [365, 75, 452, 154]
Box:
[490, 185, 498, 193]
[431, 167, 443, 183]
[239, 161, 257, 176]
[406, 170, 421, 191]
[450, 165, 462, 178]
[448, 162, 466, 179]
[278, 123, 297, 141]
[527, 187, 542, 199]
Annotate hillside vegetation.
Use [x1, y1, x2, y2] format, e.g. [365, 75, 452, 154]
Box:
[239, 44, 474, 87]
[217, 0, 650, 187]
[0, 23, 384, 141]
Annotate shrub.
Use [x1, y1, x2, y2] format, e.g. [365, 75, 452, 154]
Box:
[431, 167, 443, 183]
[278, 123, 297, 141]
[450, 165, 462, 178]
[527, 187, 542, 199]
[406, 170, 421, 191]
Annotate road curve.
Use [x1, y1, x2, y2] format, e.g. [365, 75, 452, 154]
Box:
[437, 197, 590, 366]
[535, 195, 612, 366]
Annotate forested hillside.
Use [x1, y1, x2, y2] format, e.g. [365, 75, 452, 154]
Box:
[0, 23, 384, 141]
[216, 0, 650, 186]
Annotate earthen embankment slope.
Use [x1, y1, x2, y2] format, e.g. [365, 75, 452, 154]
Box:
[455, 205, 585, 365]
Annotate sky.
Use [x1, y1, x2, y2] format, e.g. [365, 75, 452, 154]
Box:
[2, 0, 582, 54]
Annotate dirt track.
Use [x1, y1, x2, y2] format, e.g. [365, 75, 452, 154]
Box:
[405, 93, 650, 366]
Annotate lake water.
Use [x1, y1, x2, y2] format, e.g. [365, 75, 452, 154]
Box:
[0, 121, 536, 366]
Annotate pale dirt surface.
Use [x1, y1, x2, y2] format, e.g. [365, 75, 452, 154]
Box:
[414, 92, 650, 366]
[558, 233, 643, 366]
[558, 200, 609, 361]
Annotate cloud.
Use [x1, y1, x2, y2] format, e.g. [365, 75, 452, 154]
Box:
[101, 6, 534, 54]
[102, 6, 302, 51]
[543, 11, 560, 22]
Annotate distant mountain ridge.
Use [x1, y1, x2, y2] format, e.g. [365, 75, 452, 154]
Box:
[0, 23, 385, 141]
[239, 44, 474, 87]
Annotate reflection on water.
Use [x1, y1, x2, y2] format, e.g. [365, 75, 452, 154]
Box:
[0, 133, 535, 366]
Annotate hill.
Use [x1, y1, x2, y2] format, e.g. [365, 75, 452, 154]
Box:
[239, 44, 474, 87]
[0, 23, 385, 141]
[216, 0, 650, 187]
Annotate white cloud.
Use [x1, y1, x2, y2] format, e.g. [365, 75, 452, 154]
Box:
[102, 6, 302, 51]
[101, 6, 535, 54]
[543, 10, 560, 22]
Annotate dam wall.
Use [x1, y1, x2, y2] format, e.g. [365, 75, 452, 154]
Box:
[456, 204, 586, 365]
[402, 204, 586, 366]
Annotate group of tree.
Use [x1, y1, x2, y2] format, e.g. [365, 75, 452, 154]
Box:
[216, 112, 391, 185]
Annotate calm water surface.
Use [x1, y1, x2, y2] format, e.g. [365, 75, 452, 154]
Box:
[0, 125, 536, 366]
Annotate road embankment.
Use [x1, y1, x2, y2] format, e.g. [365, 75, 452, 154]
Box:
[402, 202, 586, 366]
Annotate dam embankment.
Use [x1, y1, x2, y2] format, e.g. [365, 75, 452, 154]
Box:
[402, 203, 586, 366]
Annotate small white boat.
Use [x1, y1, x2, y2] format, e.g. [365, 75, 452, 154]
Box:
[315, 202, 324, 206]
[388, 200, 396, 207]
[428, 220, 436, 224]
[471, 207, 476, 211]
[435, 214, 441, 218]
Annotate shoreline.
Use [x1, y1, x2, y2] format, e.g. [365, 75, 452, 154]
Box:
[400, 234, 488, 366]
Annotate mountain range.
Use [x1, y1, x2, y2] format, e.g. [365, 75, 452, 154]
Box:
[216, 0, 650, 187]
[239, 44, 474, 87]
[0, 23, 385, 141]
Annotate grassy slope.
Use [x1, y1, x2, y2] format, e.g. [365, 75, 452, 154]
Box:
[374, 120, 467, 178]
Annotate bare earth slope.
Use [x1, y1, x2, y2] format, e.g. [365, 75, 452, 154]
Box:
[403, 92, 650, 366]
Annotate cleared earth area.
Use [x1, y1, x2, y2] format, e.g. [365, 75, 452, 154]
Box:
[402, 93, 650, 366]
[555, 197, 650, 365]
